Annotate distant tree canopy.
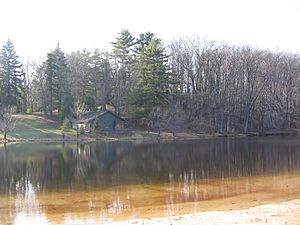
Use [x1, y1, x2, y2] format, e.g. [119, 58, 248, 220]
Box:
[3, 32, 300, 133]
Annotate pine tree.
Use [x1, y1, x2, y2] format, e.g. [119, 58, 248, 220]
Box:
[134, 32, 155, 53]
[0, 39, 24, 111]
[111, 29, 136, 115]
[99, 54, 112, 110]
[45, 51, 57, 116]
[45, 44, 70, 119]
[130, 39, 173, 117]
[90, 50, 112, 111]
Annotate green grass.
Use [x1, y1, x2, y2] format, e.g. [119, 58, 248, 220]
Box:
[0, 114, 234, 142]
[0, 114, 77, 140]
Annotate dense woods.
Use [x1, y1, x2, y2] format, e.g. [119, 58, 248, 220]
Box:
[1, 30, 300, 133]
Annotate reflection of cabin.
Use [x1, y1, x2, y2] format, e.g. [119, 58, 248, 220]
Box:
[72, 111, 125, 132]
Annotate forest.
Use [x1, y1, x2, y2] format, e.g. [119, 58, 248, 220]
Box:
[1, 29, 300, 134]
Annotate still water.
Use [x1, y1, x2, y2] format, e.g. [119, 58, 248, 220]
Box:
[1, 137, 300, 224]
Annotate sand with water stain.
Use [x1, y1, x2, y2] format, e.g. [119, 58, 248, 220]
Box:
[106, 199, 300, 225]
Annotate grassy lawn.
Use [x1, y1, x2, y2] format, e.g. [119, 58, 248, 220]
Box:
[0, 113, 233, 142]
[0, 114, 76, 140]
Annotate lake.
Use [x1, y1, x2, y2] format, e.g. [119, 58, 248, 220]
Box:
[1, 137, 300, 224]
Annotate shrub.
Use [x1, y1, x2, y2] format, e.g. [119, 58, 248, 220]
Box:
[80, 125, 85, 134]
[62, 118, 71, 130]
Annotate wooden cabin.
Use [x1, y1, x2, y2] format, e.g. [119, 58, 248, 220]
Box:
[72, 111, 125, 132]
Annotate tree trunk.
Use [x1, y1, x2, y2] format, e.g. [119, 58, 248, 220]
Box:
[102, 103, 106, 111]
[49, 88, 53, 116]
[244, 115, 249, 134]
[220, 111, 224, 133]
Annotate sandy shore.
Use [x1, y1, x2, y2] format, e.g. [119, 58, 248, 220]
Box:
[106, 199, 300, 225]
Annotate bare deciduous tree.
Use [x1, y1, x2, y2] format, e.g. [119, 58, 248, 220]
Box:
[73, 101, 88, 120]
[0, 106, 17, 141]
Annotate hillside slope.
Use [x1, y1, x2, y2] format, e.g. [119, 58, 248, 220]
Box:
[0, 114, 76, 141]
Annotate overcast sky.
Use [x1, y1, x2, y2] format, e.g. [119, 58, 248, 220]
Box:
[1, 0, 300, 62]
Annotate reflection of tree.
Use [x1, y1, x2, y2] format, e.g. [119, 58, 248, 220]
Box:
[0, 147, 17, 225]
[72, 143, 97, 180]
[103, 139, 300, 184]
[1, 138, 300, 195]
[0, 171, 49, 225]
[0, 146, 18, 193]
[14, 180, 49, 225]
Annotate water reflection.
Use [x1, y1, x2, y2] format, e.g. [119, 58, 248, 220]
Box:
[1, 138, 300, 193]
[0, 137, 300, 224]
[14, 181, 49, 225]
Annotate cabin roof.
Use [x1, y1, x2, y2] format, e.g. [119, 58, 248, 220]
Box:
[76, 111, 125, 124]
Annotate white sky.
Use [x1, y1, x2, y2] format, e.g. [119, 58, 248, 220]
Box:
[1, 0, 300, 62]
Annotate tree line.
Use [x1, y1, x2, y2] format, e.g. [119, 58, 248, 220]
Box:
[1, 30, 300, 133]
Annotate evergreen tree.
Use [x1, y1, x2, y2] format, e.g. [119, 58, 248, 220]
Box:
[90, 50, 112, 111]
[99, 54, 112, 110]
[134, 32, 155, 53]
[111, 29, 136, 115]
[0, 40, 24, 111]
[130, 39, 173, 117]
[45, 51, 57, 116]
[87, 49, 106, 110]
[45, 44, 70, 120]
